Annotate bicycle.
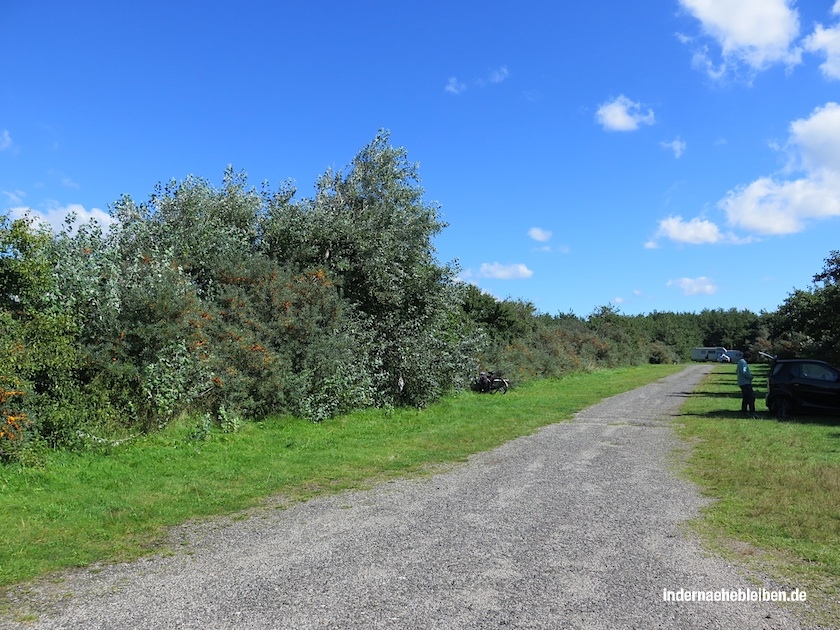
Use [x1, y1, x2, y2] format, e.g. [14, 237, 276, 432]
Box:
[476, 371, 509, 394]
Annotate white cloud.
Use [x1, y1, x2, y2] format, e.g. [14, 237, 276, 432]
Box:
[528, 227, 552, 242]
[652, 102, 840, 245]
[490, 65, 509, 83]
[9, 203, 114, 233]
[720, 102, 840, 235]
[6, 206, 36, 225]
[720, 174, 840, 234]
[445, 77, 467, 95]
[445, 65, 509, 94]
[0, 130, 11, 151]
[667, 276, 718, 296]
[791, 102, 840, 172]
[456, 268, 474, 283]
[654, 215, 722, 244]
[679, 0, 802, 77]
[805, 15, 840, 80]
[596, 95, 655, 131]
[3, 190, 25, 205]
[661, 137, 687, 158]
[478, 262, 534, 280]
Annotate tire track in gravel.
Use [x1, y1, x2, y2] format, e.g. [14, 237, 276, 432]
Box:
[0, 364, 815, 629]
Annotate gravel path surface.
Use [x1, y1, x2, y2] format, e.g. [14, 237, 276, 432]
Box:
[1, 364, 814, 629]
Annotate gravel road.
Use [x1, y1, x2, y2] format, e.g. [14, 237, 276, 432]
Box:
[1, 364, 816, 629]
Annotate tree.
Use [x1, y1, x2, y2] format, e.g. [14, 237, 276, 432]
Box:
[769, 251, 840, 363]
[261, 130, 477, 405]
[697, 308, 760, 351]
[641, 311, 703, 360]
[1, 214, 85, 456]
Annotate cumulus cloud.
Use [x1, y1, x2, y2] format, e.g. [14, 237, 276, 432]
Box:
[661, 137, 687, 158]
[653, 216, 722, 244]
[806, 25, 840, 79]
[478, 262, 534, 280]
[651, 101, 840, 245]
[445, 65, 509, 94]
[596, 95, 655, 131]
[678, 0, 802, 77]
[805, 5, 840, 80]
[0, 130, 11, 151]
[527, 227, 552, 242]
[9, 203, 114, 233]
[667, 276, 718, 296]
[719, 102, 840, 235]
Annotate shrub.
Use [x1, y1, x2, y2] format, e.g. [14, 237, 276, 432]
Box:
[0, 379, 30, 464]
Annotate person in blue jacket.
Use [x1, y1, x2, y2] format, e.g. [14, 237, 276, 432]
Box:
[736, 351, 756, 416]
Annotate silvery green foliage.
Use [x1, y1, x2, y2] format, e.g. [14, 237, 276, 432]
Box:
[4, 133, 489, 442]
[140, 340, 210, 429]
[187, 413, 212, 442]
[218, 405, 242, 434]
[261, 131, 479, 407]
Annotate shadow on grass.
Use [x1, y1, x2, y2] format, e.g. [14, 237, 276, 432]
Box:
[702, 374, 738, 384]
[686, 409, 771, 420]
[668, 390, 742, 399]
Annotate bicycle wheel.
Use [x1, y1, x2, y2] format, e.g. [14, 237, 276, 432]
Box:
[490, 379, 507, 394]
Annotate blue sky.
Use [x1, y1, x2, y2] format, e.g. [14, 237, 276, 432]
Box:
[3, 1, 840, 317]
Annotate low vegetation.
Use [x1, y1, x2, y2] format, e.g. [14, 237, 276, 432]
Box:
[0, 364, 681, 588]
[2, 132, 839, 622]
[1, 131, 798, 465]
[677, 363, 840, 625]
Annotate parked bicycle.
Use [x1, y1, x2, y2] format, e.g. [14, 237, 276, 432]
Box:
[476, 371, 509, 394]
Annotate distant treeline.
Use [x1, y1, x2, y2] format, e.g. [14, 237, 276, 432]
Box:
[2, 132, 838, 463]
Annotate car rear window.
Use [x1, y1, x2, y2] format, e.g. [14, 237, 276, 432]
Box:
[800, 363, 837, 381]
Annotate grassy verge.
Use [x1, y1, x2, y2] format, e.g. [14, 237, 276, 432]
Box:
[676, 363, 840, 626]
[0, 364, 682, 588]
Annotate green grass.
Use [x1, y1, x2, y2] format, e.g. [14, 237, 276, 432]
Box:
[676, 363, 840, 625]
[0, 364, 682, 588]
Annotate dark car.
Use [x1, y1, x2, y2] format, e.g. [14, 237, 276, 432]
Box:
[765, 358, 840, 418]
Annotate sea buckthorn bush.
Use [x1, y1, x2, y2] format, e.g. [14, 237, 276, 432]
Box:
[2, 132, 784, 462]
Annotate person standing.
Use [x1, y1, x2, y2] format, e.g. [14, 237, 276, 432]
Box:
[736, 351, 756, 416]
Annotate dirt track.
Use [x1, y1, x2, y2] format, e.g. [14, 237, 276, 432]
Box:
[0, 364, 815, 629]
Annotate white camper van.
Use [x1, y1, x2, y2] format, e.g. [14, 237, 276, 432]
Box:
[690, 347, 740, 362]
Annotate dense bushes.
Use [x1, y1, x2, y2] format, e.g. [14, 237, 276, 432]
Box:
[4, 131, 824, 464]
[1, 133, 485, 461]
[462, 289, 758, 380]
